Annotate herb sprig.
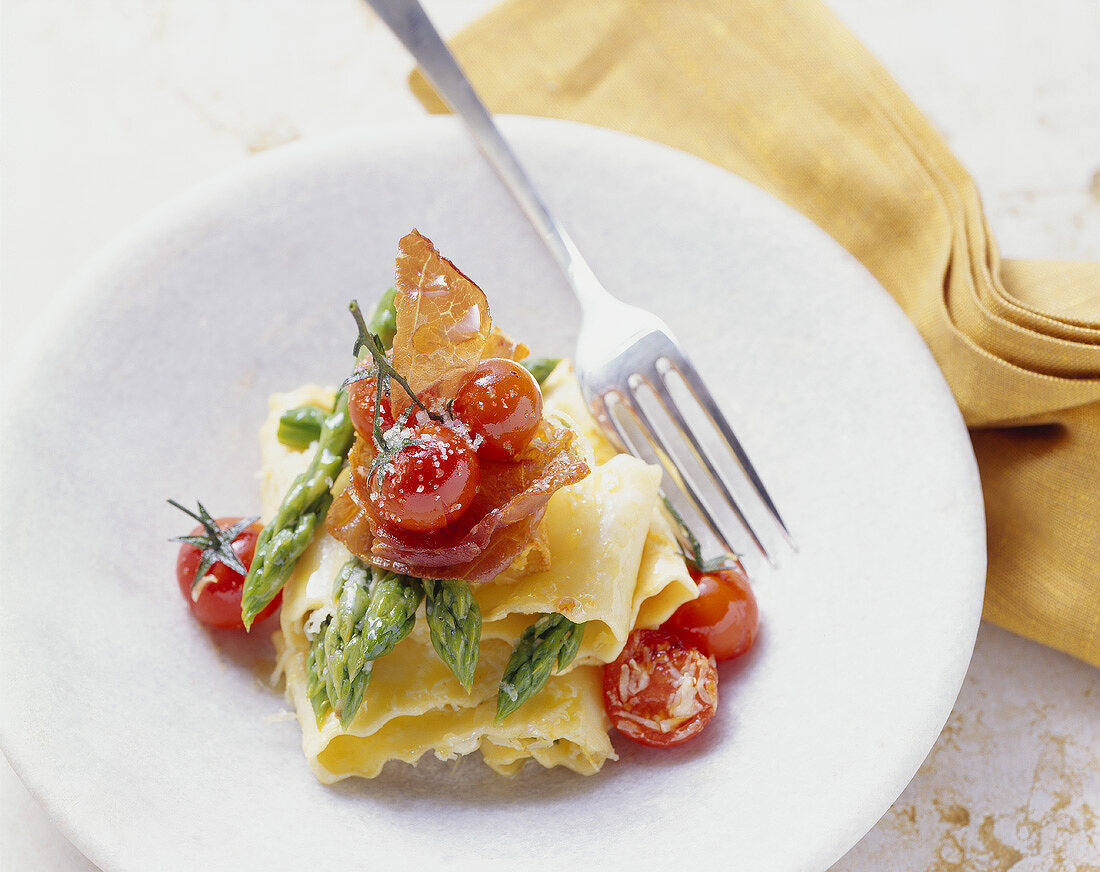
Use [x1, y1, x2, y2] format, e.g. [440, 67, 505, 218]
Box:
[344, 299, 448, 485]
[168, 499, 258, 598]
[344, 299, 441, 425]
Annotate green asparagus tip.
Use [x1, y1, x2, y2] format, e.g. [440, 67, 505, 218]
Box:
[522, 357, 561, 386]
[277, 405, 328, 450]
[423, 579, 481, 693]
[495, 613, 584, 723]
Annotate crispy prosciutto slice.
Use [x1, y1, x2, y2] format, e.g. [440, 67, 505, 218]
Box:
[389, 230, 492, 408]
[328, 230, 589, 582]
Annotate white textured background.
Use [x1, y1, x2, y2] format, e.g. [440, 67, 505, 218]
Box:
[1, 1, 1098, 870]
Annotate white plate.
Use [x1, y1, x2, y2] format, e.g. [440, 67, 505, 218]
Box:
[0, 117, 985, 872]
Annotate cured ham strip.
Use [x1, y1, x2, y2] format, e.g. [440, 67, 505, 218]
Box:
[390, 230, 492, 408]
[482, 326, 529, 363]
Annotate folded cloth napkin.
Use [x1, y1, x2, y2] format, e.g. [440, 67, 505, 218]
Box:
[410, 0, 1100, 667]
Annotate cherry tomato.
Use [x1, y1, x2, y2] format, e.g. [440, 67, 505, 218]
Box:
[603, 628, 719, 748]
[665, 564, 759, 661]
[347, 371, 396, 439]
[175, 518, 279, 630]
[369, 421, 480, 532]
[452, 358, 542, 460]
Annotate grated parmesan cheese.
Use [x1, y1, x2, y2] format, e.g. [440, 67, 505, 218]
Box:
[303, 605, 333, 640]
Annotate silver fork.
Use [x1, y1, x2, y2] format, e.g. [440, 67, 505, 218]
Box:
[366, 0, 793, 563]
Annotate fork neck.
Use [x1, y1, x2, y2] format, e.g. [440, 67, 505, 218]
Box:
[550, 228, 621, 317]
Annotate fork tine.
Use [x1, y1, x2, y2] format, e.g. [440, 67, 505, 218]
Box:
[600, 390, 738, 558]
[628, 372, 773, 563]
[662, 358, 796, 549]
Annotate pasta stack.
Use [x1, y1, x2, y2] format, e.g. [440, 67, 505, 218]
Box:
[266, 364, 695, 781]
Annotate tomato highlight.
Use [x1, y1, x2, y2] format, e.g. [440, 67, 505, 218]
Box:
[665, 564, 759, 661]
[369, 421, 481, 532]
[347, 372, 396, 438]
[452, 358, 543, 460]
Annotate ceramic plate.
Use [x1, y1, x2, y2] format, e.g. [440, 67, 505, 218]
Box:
[0, 117, 985, 872]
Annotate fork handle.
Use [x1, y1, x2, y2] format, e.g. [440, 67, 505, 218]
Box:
[365, 0, 613, 312]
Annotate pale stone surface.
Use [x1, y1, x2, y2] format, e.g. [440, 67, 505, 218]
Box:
[834, 623, 1100, 870]
[1, 1, 1097, 870]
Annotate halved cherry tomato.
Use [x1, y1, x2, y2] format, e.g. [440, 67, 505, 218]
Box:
[665, 564, 759, 661]
[452, 358, 542, 460]
[369, 421, 480, 532]
[603, 628, 719, 748]
[347, 371, 396, 439]
[175, 518, 279, 630]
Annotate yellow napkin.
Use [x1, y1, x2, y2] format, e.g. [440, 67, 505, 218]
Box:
[410, 0, 1100, 667]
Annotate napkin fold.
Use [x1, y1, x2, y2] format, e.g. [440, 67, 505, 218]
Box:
[410, 0, 1100, 666]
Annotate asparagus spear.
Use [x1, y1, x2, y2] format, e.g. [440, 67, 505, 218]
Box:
[240, 291, 399, 629]
[422, 579, 481, 692]
[308, 558, 424, 727]
[495, 613, 585, 722]
[368, 286, 398, 351]
[241, 403, 352, 628]
[522, 357, 560, 386]
[306, 638, 329, 721]
[276, 404, 329, 450]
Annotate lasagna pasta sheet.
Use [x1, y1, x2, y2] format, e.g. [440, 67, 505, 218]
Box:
[265, 367, 694, 782]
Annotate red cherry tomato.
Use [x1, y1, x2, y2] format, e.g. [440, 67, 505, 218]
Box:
[452, 358, 543, 460]
[347, 372, 396, 438]
[603, 628, 719, 748]
[370, 421, 480, 532]
[175, 518, 279, 630]
[666, 564, 759, 661]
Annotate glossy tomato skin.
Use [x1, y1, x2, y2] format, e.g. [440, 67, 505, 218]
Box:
[347, 372, 396, 439]
[452, 358, 543, 460]
[666, 564, 759, 661]
[370, 421, 481, 532]
[175, 519, 279, 630]
[603, 628, 719, 748]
